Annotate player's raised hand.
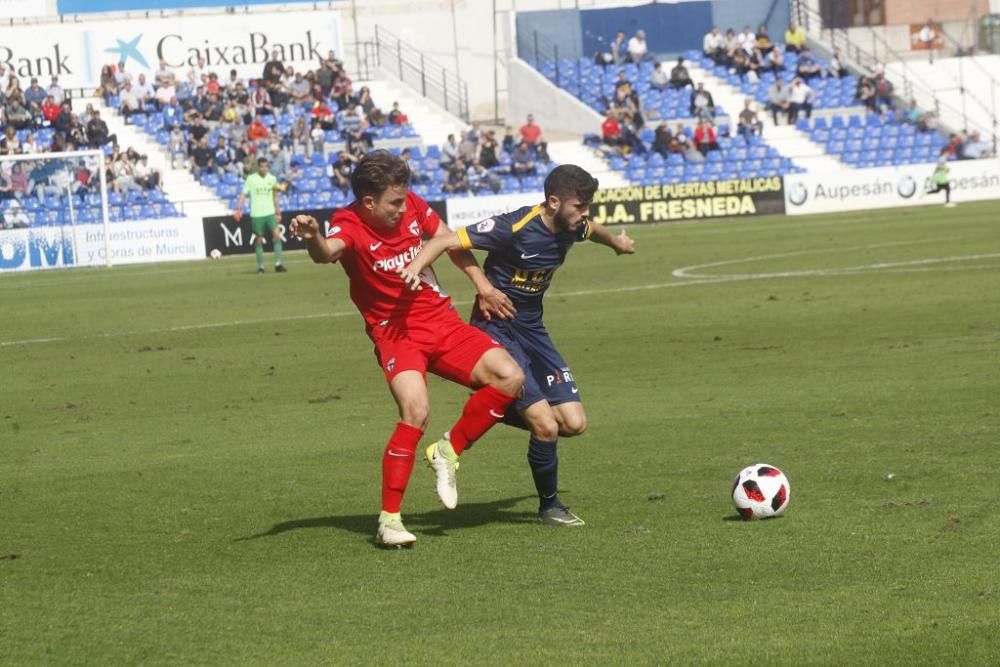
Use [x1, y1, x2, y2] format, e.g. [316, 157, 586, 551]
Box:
[397, 266, 423, 291]
[289, 215, 320, 240]
[477, 287, 517, 321]
[614, 228, 636, 255]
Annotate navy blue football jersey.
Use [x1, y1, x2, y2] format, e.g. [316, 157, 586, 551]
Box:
[456, 204, 591, 324]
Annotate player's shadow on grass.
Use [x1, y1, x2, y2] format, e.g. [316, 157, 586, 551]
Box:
[236, 495, 537, 543]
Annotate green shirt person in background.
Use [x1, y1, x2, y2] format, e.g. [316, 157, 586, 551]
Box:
[235, 158, 287, 273]
[925, 160, 955, 208]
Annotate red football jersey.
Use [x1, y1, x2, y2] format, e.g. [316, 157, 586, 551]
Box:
[326, 192, 453, 332]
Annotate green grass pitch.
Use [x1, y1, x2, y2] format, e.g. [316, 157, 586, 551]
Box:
[2, 202, 999, 665]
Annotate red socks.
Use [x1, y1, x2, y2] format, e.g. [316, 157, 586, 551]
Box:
[448, 385, 517, 455]
[381, 421, 423, 513]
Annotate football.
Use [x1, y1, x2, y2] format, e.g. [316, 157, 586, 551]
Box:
[209, 249, 222, 259]
[732, 463, 791, 520]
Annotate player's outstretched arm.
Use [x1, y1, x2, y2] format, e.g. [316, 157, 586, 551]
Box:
[396, 226, 463, 290]
[589, 222, 635, 255]
[444, 246, 516, 321]
[289, 214, 345, 263]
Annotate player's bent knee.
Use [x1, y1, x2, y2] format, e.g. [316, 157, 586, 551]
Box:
[399, 403, 430, 430]
[557, 411, 588, 437]
[530, 416, 560, 442]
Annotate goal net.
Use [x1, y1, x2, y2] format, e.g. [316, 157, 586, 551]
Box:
[0, 149, 112, 272]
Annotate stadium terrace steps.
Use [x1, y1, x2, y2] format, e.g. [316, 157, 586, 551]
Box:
[547, 140, 631, 188]
[765, 124, 846, 174]
[90, 96, 228, 218]
[362, 75, 467, 152]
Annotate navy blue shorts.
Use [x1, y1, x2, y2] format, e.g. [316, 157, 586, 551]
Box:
[473, 317, 581, 411]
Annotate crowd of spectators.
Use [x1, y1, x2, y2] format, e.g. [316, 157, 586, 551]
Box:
[99, 49, 415, 188]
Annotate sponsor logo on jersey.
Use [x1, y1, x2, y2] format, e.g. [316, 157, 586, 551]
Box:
[373, 242, 422, 273]
[369, 241, 383, 251]
[476, 218, 495, 233]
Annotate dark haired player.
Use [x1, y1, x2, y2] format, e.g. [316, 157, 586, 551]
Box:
[289, 150, 524, 548]
[401, 164, 635, 526]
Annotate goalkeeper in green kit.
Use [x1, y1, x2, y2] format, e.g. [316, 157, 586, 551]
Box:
[235, 157, 287, 273]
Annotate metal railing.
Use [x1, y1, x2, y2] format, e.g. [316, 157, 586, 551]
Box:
[515, 29, 585, 105]
[367, 25, 470, 122]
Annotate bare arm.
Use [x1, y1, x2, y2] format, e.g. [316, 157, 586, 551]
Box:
[588, 222, 635, 255]
[289, 214, 346, 263]
[234, 192, 245, 219]
[398, 223, 516, 319]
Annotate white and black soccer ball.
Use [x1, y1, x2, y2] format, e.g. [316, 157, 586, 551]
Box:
[209, 248, 222, 259]
[732, 463, 790, 520]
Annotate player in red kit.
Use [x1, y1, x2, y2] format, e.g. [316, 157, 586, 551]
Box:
[289, 150, 523, 548]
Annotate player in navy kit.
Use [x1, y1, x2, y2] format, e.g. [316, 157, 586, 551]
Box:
[400, 164, 635, 526]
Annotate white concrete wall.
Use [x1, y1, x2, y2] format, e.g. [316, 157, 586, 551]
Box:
[506, 58, 603, 138]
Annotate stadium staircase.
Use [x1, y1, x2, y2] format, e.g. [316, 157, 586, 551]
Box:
[86, 96, 228, 220]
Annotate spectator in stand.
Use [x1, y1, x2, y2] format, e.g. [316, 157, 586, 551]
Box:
[1, 126, 21, 154]
[467, 119, 483, 145]
[689, 82, 716, 120]
[796, 49, 824, 81]
[767, 78, 792, 125]
[737, 26, 756, 56]
[519, 113, 543, 147]
[213, 136, 241, 178]
[202, 93, 223, 122]
[36, 166, 80, 204]
[133, 154, 161, 190]
[262, 49, 285, 87]
[829, 47, 848, 78]
[501, 126, 516, 154]
[649, 61, 669, 91]
[341, 104, 371, 156]
[357, 86, 384, 125]
[111, 153, 143, 195]
[247, 114, 270, 144]
[328, 150, 358, 194]
[168, 124, 185, 167]
[478, 130, 500, 169]
[189, 135, 214, 178]
[114, 61, 131, 90]
[9, 163, 30, 197]
[610, 30, 628, 65]
[24, 78, 46, 109]
[96, 65, 118, 104]
[5, 98, 31, 130]
[856, 75, 877, 111]
[721, 28, 742, 65]
[1, 201, 29, 228]
[939, 133, 962, 160]
[442, 157, 468, 193]
[904, 98, 936, 132]
[788, 77, 815, 120]
[21, 132, 39, 154]
[86, 110, 115, 147]
[737, 98, 763, 143]
[440, 133, 459, 168]
[42, 96, 61, 126]
[669, 57, 693, 90]
[627, 29, 651, 63]
[160, 96, 183, 128]
[694, 118, 720, 156]
[310, 97, 335, 129]
[601, 109, 625, 153]
[154, 60, 176, 88]
[652, 122, 673, 157]
[155, 77, 176, 109]
[309, 119, 325, 155]
[959, 131, 991, 159]
[288, 72, 311, 104]
[874, 74, 895, 111]
[387, 101, 409, 125]
[458, 130, 478, 164]
[133, 73, 154, 107]
[185, 113, 209, 148]
[766, 44, 785, 72]
[511, 141, 536, 175]
[785, 22, 807, 53]
[401, 147, 429, 183]
[755, 24, 774, 56]
[466, 161, 502, 194]
[703, 26, 725, 64]
[47, 77, 63, 101]
[672, 124, 702, 162]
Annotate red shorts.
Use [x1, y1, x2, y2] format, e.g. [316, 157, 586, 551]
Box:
[369, 309, 502, 387]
